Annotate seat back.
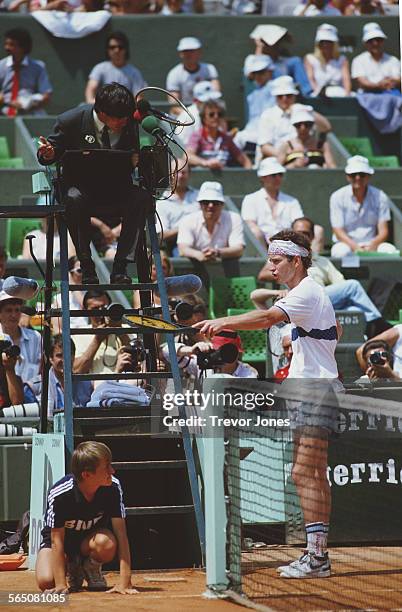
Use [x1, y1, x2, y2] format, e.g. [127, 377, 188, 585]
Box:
[227, 307, 267, 364]
[209, 276, 257, 318]
[0, 136, 10, 159]
[6, 219, 42, 258]
[340, 137, 373, 157]
[367, 155, 400, 168]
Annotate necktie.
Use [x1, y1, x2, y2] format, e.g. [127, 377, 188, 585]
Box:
[7, 64, 20, 118]
[101, 125, 111, 149]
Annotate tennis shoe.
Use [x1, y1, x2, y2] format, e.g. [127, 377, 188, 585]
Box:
[279, 552, 331, 578]
[276, 549, 309, 574]
[82, 556, 108, 591]
[66, 555, 85, 592]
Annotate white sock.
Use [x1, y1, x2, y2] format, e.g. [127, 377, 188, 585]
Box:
[305, 522, 328, 556]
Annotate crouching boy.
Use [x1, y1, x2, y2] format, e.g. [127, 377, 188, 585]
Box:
[35, 441, 137, 594]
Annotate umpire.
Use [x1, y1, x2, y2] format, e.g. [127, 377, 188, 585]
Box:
[37, 83, 153, 285]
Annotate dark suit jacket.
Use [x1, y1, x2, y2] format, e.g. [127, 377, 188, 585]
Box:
[37, 104, 140, 198]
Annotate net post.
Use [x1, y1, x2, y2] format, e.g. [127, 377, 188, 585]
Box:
[202, 378, 229, 597]
[226, 403, 242, 593]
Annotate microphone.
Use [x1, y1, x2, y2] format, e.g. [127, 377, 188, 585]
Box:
[155, 274, 202, 298]
[134, 99, 176, 124]
[3, 276, 39, 300]
[141, 116, 168, 146]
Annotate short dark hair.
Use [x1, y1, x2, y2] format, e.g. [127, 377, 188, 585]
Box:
[94, 83, 135, 118]
[5, 28, 32, 54]
[68, 255, 79, 272]
[106, 31, 130, 59]
[291, 217, 315, 236]
[51, 333, 76, 357]
[362, 339, 392, 363]
[83, 289, 111, 309]
[269, 229, 312, 269]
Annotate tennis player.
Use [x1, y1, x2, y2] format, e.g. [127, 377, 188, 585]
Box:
[194, 229, 342, 578]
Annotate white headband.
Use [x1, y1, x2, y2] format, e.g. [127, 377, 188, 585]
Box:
[268, 240, 309, 257]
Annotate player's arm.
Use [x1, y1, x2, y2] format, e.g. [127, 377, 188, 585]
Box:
[193, 305, 287, 336]
[50, 528, 68, 593]
[107, 517, 138, 594]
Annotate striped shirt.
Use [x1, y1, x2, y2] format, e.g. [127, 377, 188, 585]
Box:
[41, 473, 125, 551]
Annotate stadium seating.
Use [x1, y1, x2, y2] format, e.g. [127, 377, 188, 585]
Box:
[367, 156, 400, 168]
[0, 158, 24, 169]
[209, 276, 257, 318]
[6, 218, 41, 258]
[227, 308, 266, 364]
[0, 136, 10, 159]
[340, 137, 373, 158]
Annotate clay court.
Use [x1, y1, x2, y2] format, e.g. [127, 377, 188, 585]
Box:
[1, 547, 402, 611]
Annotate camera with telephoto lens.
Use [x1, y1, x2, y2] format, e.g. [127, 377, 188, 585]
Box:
[368, 351, 388, 366]
[0, 338, 20, 360]
[120, 339, 147, 372]
[196, 343, 239, 370]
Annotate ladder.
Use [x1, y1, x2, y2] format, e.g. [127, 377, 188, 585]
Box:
[30, 169, 205, 566]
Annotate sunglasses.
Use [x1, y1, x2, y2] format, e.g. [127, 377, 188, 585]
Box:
[294, 122, 314, 128]
[108, 44, 125, 50]
[206, 111, 222, 118]
[277, 94, 294, 99]
[200, 201, 223, 207]
[71, 267, 82, 274]
[348, 172, 369, 178]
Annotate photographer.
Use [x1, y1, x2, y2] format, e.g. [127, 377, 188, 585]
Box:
[162, 300, 257, 378]
[73, 290, 132, 384]
[24, 335, 92, 417]
[356, 339, 400, 382]
[0, 335, 24, 408]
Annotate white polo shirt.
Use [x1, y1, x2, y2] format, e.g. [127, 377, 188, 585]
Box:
[257, 104, 296, 148]
[156, 187, 200, 233]
[351, 51, 401, 87]
[166, 63, 219, 106]
[330, 184, 391, 244]
[274, 276, 338, 378]
[241, 188, 303, 242]
[293, 3, 341, 15]
[177, 209, 245, 251]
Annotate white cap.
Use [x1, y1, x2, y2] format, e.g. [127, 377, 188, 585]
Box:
[254, 24, 288, 47]
[257, 157, 286, 177]
[193, 81, 222, 102]
[291, 105, 315, 125]
[271, 75, 298, 97]
[197, 181, 225, 203]
[362, 22, 387, 43]
[0, 291, 23, 305]
[177, 36, 202, 52]
[345, 155, 375, 175]
[243, 54, 273, 77]
[315, 23, 339, 43]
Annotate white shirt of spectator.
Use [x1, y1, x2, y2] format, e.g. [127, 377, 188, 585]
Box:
[330, 184, 391, 244]
[274, 276, 338, 378]
[305, 54, 347, 92]
[392, 324, 402, 377]
[52, 292, 87, 329]
[293, 3, 341, 15]
[257, 104, 296, 148]
[351, 51, 401, 86]
[308, 253, 345, 287]
[177, 209, 245, 251]
[0, 324, 42, 383]
[156, 186, 200, 233]
[26, 229, 60, 260]
[176, 103, 201, 147]
[166, 63, 219, 106]
[88, 61, 147, 97]
[241, 188, 303, 243]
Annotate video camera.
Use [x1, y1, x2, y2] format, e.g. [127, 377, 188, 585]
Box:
[0, 338, 20, 360]
[120, 339, 147, 372]
[97, 303, 125, 325]
[172, 301, 206, 323]
[196, 343, 239, 370]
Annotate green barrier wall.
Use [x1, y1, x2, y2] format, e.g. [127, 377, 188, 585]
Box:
[0, 15, 399, 123]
